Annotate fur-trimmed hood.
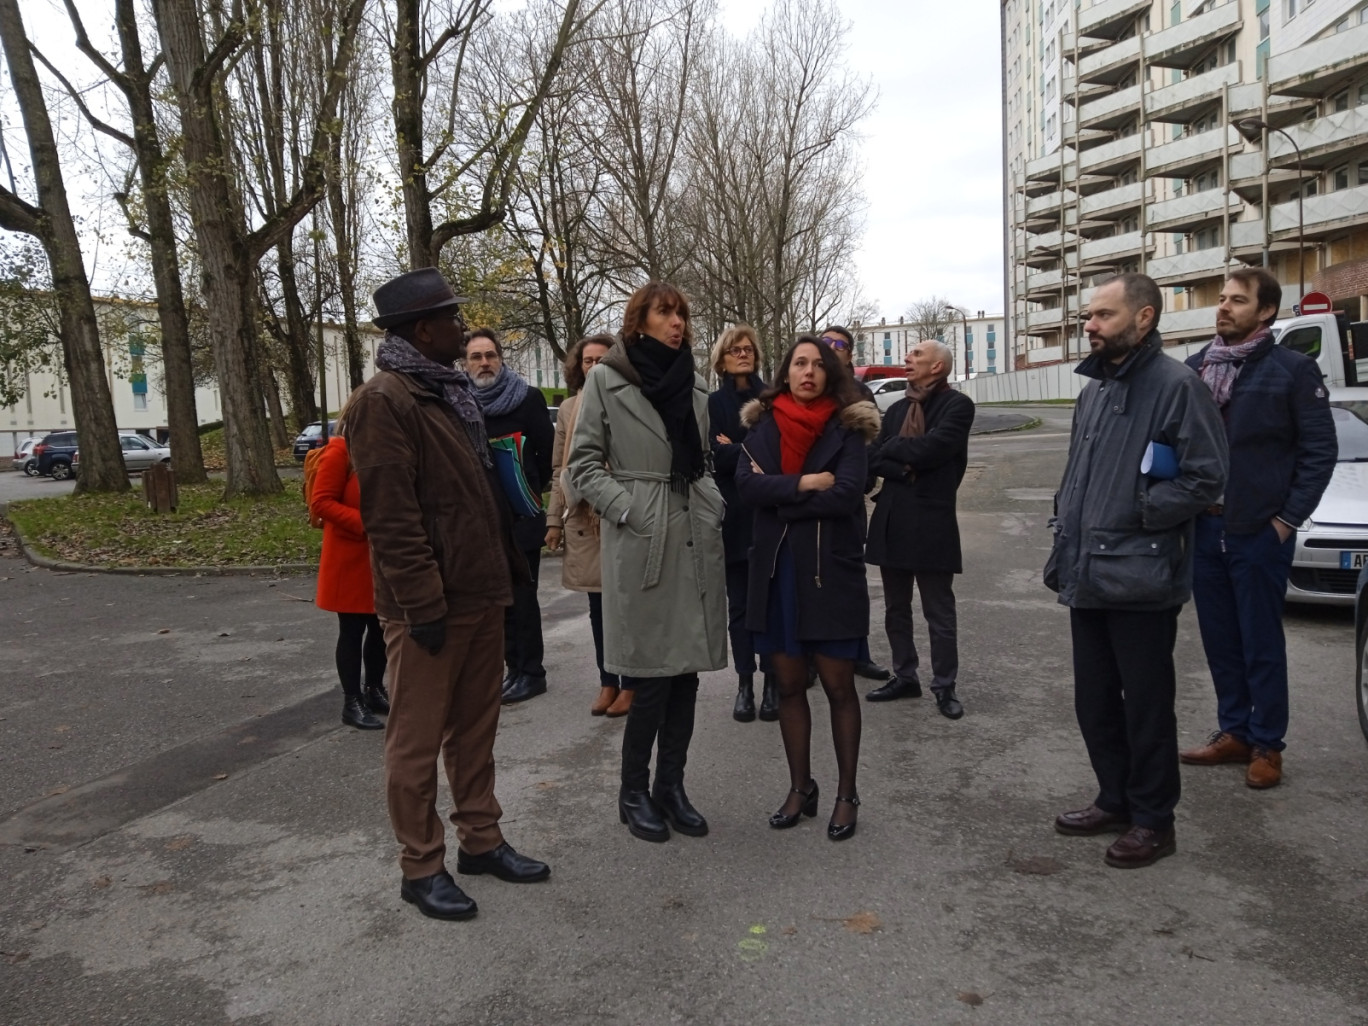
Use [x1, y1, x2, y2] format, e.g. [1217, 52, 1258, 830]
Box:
[739, 397, 880, 441]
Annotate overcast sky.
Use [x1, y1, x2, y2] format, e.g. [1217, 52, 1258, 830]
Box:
[720, 0, 1007, 321]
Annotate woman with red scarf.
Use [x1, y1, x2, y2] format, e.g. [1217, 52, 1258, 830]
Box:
[736, 337, 881, 840]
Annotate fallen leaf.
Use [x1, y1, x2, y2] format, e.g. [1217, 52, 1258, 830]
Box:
[1, 951, 30, 964]
[662, 896, 686, 910]
[1181, 945, 1215, 962]
[237, 736, 257, 746]
[45, 785, 69, 795]
[157, 628, 170, 634]
[138, 881, 174, 896]
[54, 725, 70, 733]
[842, 911, 882, 934]
[212, 773, 228, 781]
[781, 926, 798, 936]
[92, 876, 111, 889]
[1007, 854, 1064, 876]
[165, 836, 195, 852]
[957, 991, 984, 1007]
[217, 631, 231, 637]
[534, 780, 557, 790]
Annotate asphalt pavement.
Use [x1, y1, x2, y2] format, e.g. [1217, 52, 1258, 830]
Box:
[1, 405, 1365, 1026]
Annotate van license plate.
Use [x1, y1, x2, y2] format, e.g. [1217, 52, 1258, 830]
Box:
[1339, 551, 1368, 569]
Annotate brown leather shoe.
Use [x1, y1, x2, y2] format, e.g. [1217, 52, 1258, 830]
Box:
[591, 686, 619, 716]
[1179, 730, 1251, 766]
[1104, 825, 1176, 868]
[1246, 747, 1282, 789]
[1054, 804, 1130, 836]
[605, 688, 634, 718]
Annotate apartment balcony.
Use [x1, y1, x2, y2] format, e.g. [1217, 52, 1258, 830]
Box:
[1267, 22, 1368, 100]
[1145, 64, 1240, 125]
[1269, 108, 1368, 170]
[1023, 267, 1068, 300]
[1146, 188, 1242, 234]
[1270, 183, 1368, 240]
[1079, 181, 1144, 220]
[1026, 306, 1074, 334]
[1077, 0, 1150, 41]
[1229, 218, 1266, 257]
[1079, 133, 1143, 176]
[1080, 84, 1142, 131]
[1077, 34, 1141, 86]
[1079, 230, 1146, 268]
[1024, 188, 1076, 221]
[1025, 148, 1078, 185]
[1145, 4, 1241, 69]
[1227, 81, 1316, 129]
[1146, 246, 1228, 287]
[1161, 305, 1220, 341]
[1146, 125, 1237, 178]
[1027, 228, 1075, 254]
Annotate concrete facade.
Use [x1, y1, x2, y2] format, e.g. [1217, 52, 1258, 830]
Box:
[852, 313, 1008, 381]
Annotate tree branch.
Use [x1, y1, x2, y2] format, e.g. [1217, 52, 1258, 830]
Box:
[0, 184, 43, 237]
[60, 0, 128, 87]
[29, 44, 137, 149]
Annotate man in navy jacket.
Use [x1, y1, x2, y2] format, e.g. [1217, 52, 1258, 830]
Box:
[1180, 268, 1336, 789]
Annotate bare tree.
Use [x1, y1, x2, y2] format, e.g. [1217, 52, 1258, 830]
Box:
[0, 0, 127, 492]
[904, 295, 956, 341]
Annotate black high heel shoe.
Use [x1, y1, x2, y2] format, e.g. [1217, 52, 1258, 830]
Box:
[768, 780, 819, 829]
[827, 795, 860, 841]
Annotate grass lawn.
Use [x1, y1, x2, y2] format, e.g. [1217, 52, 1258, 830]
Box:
[6, 482, 321, 569]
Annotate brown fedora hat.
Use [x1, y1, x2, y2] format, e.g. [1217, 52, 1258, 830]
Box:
[371, 267, 471, 329]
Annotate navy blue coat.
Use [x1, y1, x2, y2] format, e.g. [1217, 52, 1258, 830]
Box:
[1185, 337, 1336, 534]
[708, 373, 766, 563]
[735, 399, 881, 642]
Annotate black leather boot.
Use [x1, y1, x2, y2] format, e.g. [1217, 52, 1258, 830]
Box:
[342, 696, 383, 730]
[652, 782, 708, 836]
[364, 683, 390, 715]
[618, 789, 669, 842]
[733, 674, 756, 722]
[758, 673, 779, 721]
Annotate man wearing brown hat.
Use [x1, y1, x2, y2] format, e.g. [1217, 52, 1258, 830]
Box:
[346, 267, 550, 921]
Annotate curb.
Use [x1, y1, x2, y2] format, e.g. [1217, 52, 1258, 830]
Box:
[973, 416, 1043, 436]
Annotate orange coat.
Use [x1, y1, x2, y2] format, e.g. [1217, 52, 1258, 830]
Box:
[311, 436, 375, 614]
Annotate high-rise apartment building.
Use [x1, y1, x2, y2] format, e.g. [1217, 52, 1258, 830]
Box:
[1002, 0, 1368, 368]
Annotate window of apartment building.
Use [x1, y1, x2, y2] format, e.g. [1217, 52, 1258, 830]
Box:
[1194, 225, 1221, 250]
[987, 325, 997, 343]
[1331, 89, 1350, 113]
[1045, 76, 1056, 101]
[1047, 113, 1057, 136]
[1286, 0, 1298, 19]
[1045, 39, 1055, 63]
[1359, 159, 1368, 185]
[1257, 0, 1271, 78]
[1332, 165, 1351, 190]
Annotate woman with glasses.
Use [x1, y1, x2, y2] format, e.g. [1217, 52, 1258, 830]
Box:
[546, 334, 631, 717]
[708, 325, 774, 723]
[736, 337, 880, 841]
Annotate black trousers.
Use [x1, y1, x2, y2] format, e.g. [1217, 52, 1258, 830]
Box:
[504, 546, 545, 677]
[586, 592, 622, 689]
[619, 674, 699, 793]
[724, 561, 768, 676]
[879, 567, 958, 690]
[1069, 606, 1181, 831]
[336, 612, 386, 698]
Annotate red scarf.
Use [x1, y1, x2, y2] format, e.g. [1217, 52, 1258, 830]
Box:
[771, 392, 838, 474]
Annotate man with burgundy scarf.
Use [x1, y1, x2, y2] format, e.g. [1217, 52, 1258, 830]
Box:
[864, 339, 975, 719]
[1180, 268, 1335, 789]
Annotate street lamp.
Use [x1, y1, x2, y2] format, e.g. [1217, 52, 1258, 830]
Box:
[943, 304, 969, 380]
[1236, 116, 1306, 300]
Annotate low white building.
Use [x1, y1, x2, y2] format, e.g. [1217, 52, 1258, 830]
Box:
[852, 313, 1007, 381]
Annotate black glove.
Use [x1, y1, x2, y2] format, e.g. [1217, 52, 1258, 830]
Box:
[408, 619, 446, 656]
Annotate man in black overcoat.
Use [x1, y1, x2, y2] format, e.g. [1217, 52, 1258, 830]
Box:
[864, 339, 975, 719]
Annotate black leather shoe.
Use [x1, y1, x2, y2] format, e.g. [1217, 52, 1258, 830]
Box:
[933, 686, 964, 720]
[456, 842, 550, 882]
[827, 794, 860, 841]
[865, 677, 921, 702]
[618, 789, 669, 842]
[758, 673, 779, 721]
[733, 675, 756, 722]
[364, 685, 390, 715]
[342, 697, 383, 730]
[652, 782, 708, 836]
[400, 870, 477, 920]
[501, 673, 548, 705]
[769, 779, 819, 829]
[1054, 804, 1130, 837]
[854, 659, 891, 681]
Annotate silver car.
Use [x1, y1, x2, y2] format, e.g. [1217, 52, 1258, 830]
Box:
[1287, 389, 1368, 606]
[869, 377, 910, 412]
[12, 437, 39, 475]
[118, 432, 172, 471]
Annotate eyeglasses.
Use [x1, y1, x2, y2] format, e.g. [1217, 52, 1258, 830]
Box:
[820, 335, 851, 351]
[727, 346, 756, 357]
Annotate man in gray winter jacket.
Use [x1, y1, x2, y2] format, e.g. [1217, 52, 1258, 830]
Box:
[1047, 273, 1227, 870]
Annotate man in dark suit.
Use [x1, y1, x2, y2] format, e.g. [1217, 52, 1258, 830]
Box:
[863, 340, 975, 719]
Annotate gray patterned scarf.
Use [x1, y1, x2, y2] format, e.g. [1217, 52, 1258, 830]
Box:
[470, 362, 530, 417]
[1198, 328, 1272, 408]
[375, 332, 491, 467]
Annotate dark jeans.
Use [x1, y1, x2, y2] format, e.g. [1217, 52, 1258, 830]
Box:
[586, 592, 622, 690]
[619, 674, 699, 793]
[1070, 605, 1181, 832]
[1192, 515, 1294, 751]
[336, 612, 386, 698]
[504, 546, 545, 677]
[880, 567, 958, 690]
[725, 561, 769, 676]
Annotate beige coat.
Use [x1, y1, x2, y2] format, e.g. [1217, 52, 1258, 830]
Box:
[566, 341, 728, 678]
[545, 393, 603, 592]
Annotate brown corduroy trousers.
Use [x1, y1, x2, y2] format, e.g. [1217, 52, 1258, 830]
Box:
[381, 604, 506, 879]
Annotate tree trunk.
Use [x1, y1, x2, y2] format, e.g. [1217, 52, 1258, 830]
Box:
[262, 364, 290, 449]
[0, 0, 127, 493]
[153, 0, 282, 497]
[326, 154, 365, 389]
[389, 0, 436, 269]
[274, 244, 319, 430]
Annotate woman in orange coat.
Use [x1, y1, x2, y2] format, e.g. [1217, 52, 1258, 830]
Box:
[312, 433, 388, 729]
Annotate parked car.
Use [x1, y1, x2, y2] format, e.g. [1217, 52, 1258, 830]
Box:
[292, 420, 339, 461]
[32, 430, 80, 480]
[547, 406, 559, 426]
[117, 432, 172, 471]
[12, 437, 39, 475]
[39, 430, 170, 480]
[1286, 389, 1368, 606]
[1354, 567, 1368, 743]
[869, 377, 910, 413]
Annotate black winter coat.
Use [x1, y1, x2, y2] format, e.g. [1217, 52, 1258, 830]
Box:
[483, 388, 555, 552]
[865, 388, 975, 573]
[736, 398, 881, 642]
[708, 373, 767, 563]
[1184, 337, 1335, 534]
